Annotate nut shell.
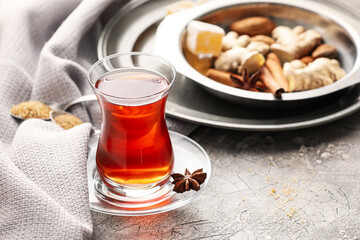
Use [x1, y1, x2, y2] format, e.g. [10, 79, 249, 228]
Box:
[250, 35, 275, 45]
[300, 56, 314, 65]
[230, 17, 276, 36]
[311, 44, 337, 59]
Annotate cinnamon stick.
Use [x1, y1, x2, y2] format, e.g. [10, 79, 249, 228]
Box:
[260, 66, 284, 98]
[206, 69, 243, 87]
[265, 52, 289, 92]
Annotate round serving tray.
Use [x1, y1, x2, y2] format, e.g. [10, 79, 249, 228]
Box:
[154, 0, 360, 107]
[98, 0, 360, 131]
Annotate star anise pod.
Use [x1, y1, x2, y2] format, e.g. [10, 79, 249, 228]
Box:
[171, 168, 207, 193]
[230, 68, 265, 92]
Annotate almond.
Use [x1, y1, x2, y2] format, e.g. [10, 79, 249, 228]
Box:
[230, 17, 276, 37]
[300, 56, 314, 65]
[250, 35, 275, 45]
[311, 44, 337, 59]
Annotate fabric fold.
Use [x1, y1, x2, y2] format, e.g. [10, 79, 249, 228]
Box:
[0, 0, 114, 238]
[0, 120, 92, 239]
[0, 0, 197, 238]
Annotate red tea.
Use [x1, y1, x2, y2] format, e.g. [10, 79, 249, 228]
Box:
[95, 69, 173, 186]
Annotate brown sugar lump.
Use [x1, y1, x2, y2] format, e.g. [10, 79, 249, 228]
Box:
[11, 101, 51, 119]
[54, 114, 83, 130]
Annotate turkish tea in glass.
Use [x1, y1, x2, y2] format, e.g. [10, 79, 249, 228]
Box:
[88, 53, 176, 198]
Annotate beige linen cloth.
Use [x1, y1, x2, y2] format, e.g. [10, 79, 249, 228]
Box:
[0, 0, 196, 239]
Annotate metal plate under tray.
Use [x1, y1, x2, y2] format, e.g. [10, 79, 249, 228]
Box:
[98, 0, 360, 131]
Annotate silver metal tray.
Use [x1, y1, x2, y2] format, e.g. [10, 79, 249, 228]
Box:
[155, 0, 360, 108]
[97, 0, 360, 131]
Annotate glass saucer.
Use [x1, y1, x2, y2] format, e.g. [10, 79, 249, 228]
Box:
[87, 131, 212, 216]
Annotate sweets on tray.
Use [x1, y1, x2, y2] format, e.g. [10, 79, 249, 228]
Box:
[186, 20, 225, 57]
[183, 17, 346, 97]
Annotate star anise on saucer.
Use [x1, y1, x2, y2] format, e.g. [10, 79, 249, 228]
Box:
[230, 69, 265, 92]
[171, 168, 207, 193]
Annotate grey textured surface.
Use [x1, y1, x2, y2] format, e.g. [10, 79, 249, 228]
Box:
[92, 110, 360, 239]
[91, 0, 360, 239]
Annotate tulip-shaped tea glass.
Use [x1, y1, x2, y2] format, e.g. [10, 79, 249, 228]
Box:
[88, 53, 176, 203]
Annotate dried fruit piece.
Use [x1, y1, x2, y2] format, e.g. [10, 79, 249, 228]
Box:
[271, 26, 322, 62]
[283, 58, 346, 92]
[214, 47, 265, 74]
[239, 50, 265, 74]
[184, 46, 213, 75]
[222, 31, 250, 51]
[186, 20, 225, 57]
[247, 41, 270, 56]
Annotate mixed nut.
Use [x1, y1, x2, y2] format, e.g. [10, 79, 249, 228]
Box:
[183, 16, 346, 97]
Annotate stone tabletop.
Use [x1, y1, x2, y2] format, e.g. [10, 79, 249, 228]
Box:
[92, 1, 360, 239]
[93, 110, 360, 239]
